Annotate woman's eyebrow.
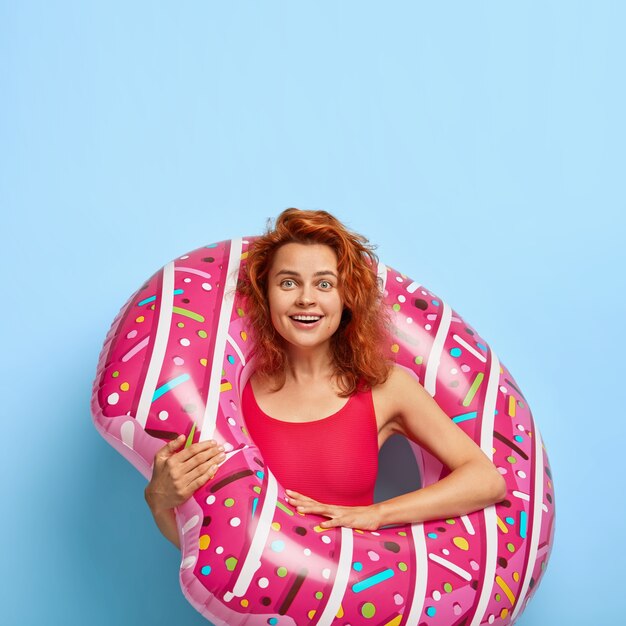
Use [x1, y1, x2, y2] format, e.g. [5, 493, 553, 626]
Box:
[274, 269, 338, 278]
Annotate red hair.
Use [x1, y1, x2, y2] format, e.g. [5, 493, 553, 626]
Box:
[237, 208, 392, 396]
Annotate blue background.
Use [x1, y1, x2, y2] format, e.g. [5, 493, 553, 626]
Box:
[2, 2, 624, 624]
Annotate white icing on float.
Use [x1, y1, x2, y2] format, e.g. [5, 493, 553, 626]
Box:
[91, 238, 555, 625]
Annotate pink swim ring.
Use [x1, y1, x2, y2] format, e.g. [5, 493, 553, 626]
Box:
[91, 236, 555, 625]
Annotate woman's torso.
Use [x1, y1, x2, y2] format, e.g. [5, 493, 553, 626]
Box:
[242, 376, 397, 506]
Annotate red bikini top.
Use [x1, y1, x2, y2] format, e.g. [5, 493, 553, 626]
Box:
[241, 381, 379, 506]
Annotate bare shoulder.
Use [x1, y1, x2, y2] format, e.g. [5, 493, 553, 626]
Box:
[371, 365, 424, 435]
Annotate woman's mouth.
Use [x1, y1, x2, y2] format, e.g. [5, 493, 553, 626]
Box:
[289, 314, 323, 326]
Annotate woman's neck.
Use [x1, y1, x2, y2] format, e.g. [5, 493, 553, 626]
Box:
[284, 345, 334, 385]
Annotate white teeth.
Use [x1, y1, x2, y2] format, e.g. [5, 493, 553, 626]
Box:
[291, 315, 321, 321]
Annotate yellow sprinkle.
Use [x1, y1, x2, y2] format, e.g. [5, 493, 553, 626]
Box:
[335, 604, 344, 618]
[513, 571, 520, 582]
[135, 315, 145, 323]
[240, 251, 249, 259]
[314, 525, 331, 533]
[199, 534, 210, 550]
[307, 610, 316, 619]
[391, 343, 400, 353]
[200, 358, 208, 366]
[240, 331, 247, 341]
[271, 522, 281, 531]
[220, 382, 233, 392]
[508, 395, 516, 417]
[496, 516, 509, 534]
[452, 536, 469, 551]
[120, 382, 130, 392]
[240, 599, 249, 608]
[383, 616, 403, 626]
[500, 608, 509, 619]
[495, 576, 516, 605]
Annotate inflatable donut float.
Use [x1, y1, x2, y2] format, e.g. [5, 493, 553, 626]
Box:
[91, 237, 555, 625]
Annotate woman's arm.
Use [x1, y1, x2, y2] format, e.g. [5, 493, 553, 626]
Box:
[373, 366, 507, 526]
[285, 366, 506, 530]
[145, 435, 226, 548]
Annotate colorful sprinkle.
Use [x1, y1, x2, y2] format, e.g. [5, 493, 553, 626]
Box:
[352, 568, 394, 592]
[361, 602, 376, 618]
[152, 374, 190, 402]
[462, 372, 484, 406]
[453, 537, 469, 551]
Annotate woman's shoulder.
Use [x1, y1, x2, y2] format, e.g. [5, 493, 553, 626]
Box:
[374, 364, 418, 394]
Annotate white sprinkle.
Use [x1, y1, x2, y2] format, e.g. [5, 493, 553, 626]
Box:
[180, 338, 191, 347]
[107, 392, 120, 405]
[180, 556, 197, 569]
[230, 517, 241, 527]
[202, 282, 212, 291]
[120, 420, 134, 448]
[182, 516, 200, 534]
[258, 577, 269, 588]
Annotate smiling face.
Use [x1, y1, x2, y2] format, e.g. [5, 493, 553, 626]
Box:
[267, 242, 344, 355]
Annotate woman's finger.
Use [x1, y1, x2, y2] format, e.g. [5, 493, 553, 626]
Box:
[174, 439, 220, 464]
[154, 434, 186, 464]
[179, 445, 225, 474]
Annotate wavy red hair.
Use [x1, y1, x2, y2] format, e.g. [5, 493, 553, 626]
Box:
[237, 208, 392, 396]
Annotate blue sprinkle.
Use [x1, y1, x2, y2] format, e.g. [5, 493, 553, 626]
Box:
[353, 562, 363, 572]
[227, 355, 236, 364]
[256, 471, 265, 480]
[252, 497, 258, 517]
[514, 435, 523, 443]
[450, 347, 462, 357]
[268, 619, 278, 625]
[271, 540, 285, 552]
[206, 243, 218, 248]
[201, 565, 211, 575]
[137, 295, 156, 306]
[452, 411, 477, 424]
[426, 606, 437, 617]
[520, 511, 528, 539]
[505, 517, 515, 525]
[476, 342, 488, 351]
[431, 299, 440, 306]
[427, 532, 438, 539]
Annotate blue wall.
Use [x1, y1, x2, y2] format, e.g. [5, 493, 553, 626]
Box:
[2, 2, 624, 624]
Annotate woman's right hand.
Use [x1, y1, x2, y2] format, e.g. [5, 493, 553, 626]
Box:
[145, 435, 226, 513]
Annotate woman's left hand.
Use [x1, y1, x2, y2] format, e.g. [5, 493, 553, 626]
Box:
[285, 490, 381, 531]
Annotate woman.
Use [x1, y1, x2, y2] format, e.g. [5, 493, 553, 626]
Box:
[145, 208, 506, 548]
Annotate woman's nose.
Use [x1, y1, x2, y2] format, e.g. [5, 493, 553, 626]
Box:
[296, 286, 315, 306]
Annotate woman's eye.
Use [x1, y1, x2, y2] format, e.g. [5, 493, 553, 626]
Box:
[319, 280, 332, 289]
[281, 279, 295, 288]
